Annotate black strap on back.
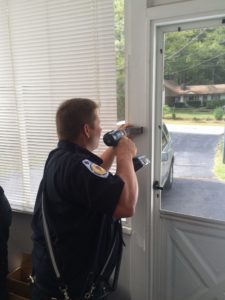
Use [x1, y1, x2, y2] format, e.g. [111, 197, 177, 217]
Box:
[41, 189, 71, 300]
[41, 148, 71, 299]
[80, 215, 124, 299]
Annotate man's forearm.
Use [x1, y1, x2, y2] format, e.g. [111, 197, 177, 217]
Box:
[114, 153, 139, 217]
[100, 147, 115, 170]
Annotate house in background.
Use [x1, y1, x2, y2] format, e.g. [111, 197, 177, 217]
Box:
[164, 79, 225, 106]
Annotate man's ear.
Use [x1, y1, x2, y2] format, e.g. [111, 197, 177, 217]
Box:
[83, 123, 90, 139]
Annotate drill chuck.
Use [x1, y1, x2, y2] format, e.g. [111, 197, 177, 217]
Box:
[103, 127, 143, 146]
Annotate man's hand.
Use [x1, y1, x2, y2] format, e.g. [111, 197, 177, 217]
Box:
[117, 122, 140, 140]
[114, 136, 137, 158]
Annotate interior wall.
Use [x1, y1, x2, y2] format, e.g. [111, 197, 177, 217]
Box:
[8, 212, 33, 271]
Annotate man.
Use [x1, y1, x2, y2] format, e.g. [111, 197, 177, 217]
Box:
[31, 98, 138, 299]
[0, 186, 12, 300]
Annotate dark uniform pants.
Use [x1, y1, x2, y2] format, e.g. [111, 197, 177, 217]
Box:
[0, 235, 9, 300]
[0, 189, 12, 300]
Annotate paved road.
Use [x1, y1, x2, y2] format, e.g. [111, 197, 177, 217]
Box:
[171, 132, 220, 179]
[161, 124, 225, 221]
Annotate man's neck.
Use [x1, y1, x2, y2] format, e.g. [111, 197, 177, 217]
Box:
[73, 136, 92, 152]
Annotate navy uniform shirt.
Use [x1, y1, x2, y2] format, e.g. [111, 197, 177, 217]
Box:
[0, 186, 12, 300]
[31, 140, 124, 297]
[0, 186, 12, 236]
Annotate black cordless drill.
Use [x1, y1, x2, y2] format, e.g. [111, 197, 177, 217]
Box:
[103, 126, 150, 171]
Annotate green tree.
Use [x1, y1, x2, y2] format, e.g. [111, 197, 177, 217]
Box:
[164, 26, 225, 85]
[114, 0, 125, 121]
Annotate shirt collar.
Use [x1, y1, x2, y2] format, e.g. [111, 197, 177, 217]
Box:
[57, 140, 103, 164]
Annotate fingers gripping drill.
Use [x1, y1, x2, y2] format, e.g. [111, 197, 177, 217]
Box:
[103, 127, 150, 171]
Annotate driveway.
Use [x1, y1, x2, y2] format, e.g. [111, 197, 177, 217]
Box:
[171, 132, 220, 179]
[161, 124, 225, 221]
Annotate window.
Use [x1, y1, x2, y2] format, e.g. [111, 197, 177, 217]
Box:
[161, 20, 225, 221]
[0, 0, 118, 212]
[114, 0, 125, 121]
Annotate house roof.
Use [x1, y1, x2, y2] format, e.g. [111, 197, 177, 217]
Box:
[164, 80, 225, 95]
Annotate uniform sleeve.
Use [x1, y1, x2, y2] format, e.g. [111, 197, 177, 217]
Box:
[70, 159, 124, 216]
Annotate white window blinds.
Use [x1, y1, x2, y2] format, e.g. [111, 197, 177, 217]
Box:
[0, 0, 117, 212]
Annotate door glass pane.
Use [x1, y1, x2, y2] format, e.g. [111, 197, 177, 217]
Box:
[161, 24, 225, 221]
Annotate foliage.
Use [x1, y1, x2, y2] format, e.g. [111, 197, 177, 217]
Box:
[114, 6, 225, 121]
[186, 100, 201, 108]
[173, 102, 187, 108]
[163, 105, 171, 116]
[114, 0, 125, 121]
[164, 26, 225, 85]
[214, 107, 224, 120]
[206, 99, 225, 109]
[214, 138, 225, 181]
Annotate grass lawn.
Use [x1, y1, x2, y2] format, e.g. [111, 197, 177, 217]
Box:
[164, 119, 225, 126]
[214, 138, 225, 182]
[163, 107, 225, 126]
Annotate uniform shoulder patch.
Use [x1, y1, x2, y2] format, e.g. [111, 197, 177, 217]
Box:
[82, 159, 109, 178]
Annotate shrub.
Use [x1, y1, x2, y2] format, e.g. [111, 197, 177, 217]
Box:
[163, 105, 171, 116]
[214, 107, 224, 120]
[174, 102, 187, 108]
[186, 100, 201, 108]
[206, 99, 225, 109]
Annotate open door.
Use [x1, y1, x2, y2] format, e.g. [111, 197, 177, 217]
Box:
[154, 17, 225, 300]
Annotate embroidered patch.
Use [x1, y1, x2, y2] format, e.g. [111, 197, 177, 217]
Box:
[82, 159, 109, 178]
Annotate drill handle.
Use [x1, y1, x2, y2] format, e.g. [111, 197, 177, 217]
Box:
[133, 155, 150, 172]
